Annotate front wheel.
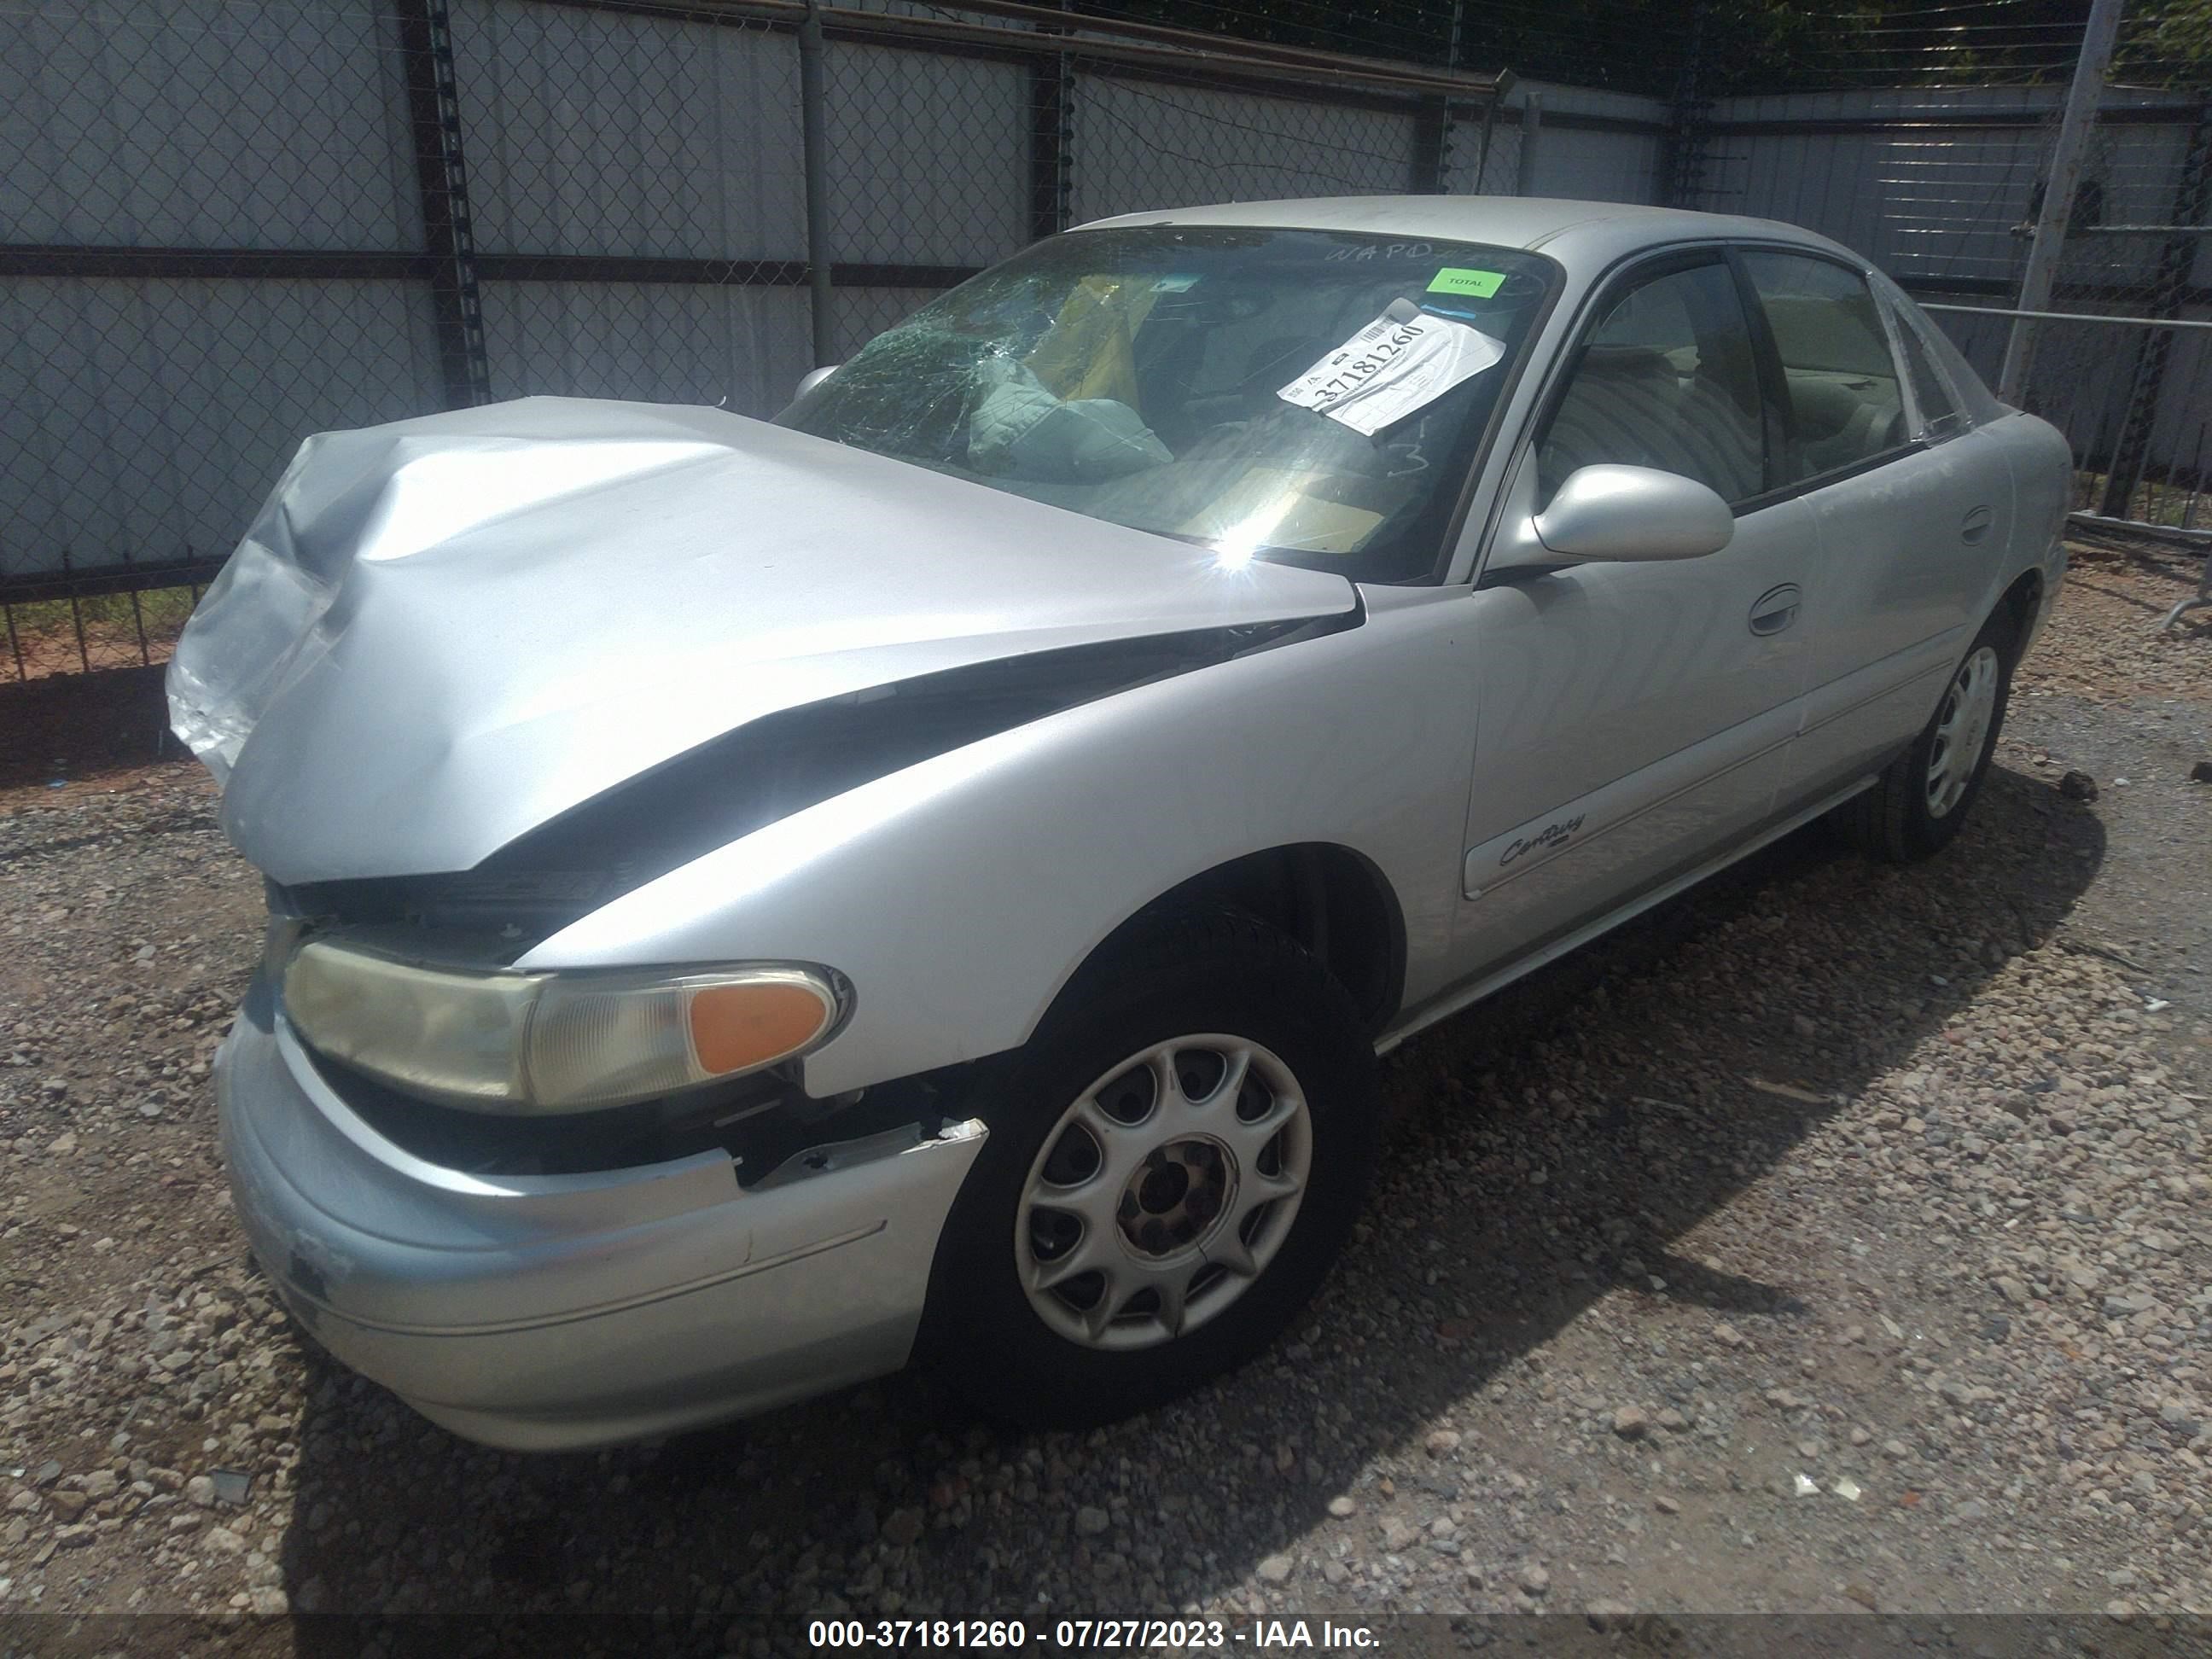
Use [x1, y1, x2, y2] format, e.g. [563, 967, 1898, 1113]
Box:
[1844, 609, 2015, 863]
[920, 912, 1379, 1428]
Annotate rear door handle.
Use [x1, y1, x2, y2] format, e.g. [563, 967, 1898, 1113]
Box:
[1961, 505, 1994, 544]
[1749, 583, 1802, 637]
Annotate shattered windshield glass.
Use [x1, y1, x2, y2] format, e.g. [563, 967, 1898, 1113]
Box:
[777, 228, 1557, 581]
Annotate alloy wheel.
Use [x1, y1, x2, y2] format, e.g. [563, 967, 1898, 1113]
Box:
[1014, 1034, 1312, 1351]
[1924, 644, 2000, 819]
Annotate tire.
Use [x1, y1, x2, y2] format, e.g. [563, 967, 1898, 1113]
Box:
[1843, 608, 2017, 864]
[919, 911, 1379, 1429]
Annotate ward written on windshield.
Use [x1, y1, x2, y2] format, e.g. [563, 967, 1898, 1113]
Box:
[778, 229, 1558, 582]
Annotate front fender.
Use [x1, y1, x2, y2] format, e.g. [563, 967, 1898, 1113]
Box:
[521, 590, 1479, 1096]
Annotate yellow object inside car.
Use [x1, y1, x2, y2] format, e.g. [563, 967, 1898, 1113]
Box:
[1024, 276, 1165, 410]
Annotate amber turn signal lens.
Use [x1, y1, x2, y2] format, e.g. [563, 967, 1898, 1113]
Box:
[688, 979, 838, 1076]
[285, 939, 843, 1115]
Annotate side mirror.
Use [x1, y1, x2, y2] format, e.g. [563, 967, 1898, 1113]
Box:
[1533, 464, 1734, 562]
[793, 364, 840, 402]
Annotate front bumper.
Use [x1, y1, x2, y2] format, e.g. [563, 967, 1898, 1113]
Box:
[216, 975, 986, 1451]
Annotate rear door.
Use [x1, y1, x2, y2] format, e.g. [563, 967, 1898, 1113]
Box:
[1452, 250, 1818, 971]
[1737, 248, 2013, 806]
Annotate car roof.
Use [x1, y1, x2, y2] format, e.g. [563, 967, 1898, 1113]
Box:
[1073, 195, 1858, 272]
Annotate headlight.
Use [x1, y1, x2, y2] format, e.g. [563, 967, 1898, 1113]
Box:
[282, 940, 842, 1115]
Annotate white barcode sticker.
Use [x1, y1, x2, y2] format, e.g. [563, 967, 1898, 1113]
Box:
[1277, 302, 1505, 435]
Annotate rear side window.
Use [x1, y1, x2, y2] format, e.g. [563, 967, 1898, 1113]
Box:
[1869, 270, 2006, 424]
[1887, 302, 1968, 441]
[1537, 260, 1767, 506]
[1742, 252, 1908, 486]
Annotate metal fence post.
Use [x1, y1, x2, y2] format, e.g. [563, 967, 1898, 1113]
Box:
[1999, 0, 2127, 407]
[1410, 0, 1464, 193]
[1029, 5, 1074, 240]
[394, 0, 490, 409]
[798, 0, 835, 366]
[2099, 96, 2212, 518]
[1659, 3, 1708, 208]
[1411, 102, 1452, 193]
[1516, 91, 1543, 196]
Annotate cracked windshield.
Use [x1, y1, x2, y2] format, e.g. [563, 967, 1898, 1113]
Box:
[779, 228, 1557, 579]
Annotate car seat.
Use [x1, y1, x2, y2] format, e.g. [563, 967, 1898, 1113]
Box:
[1540, 344, 1762, 504]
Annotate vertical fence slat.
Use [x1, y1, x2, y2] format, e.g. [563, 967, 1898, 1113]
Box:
[396, 0, 492, 408]
[1028, 12, 1074, 241]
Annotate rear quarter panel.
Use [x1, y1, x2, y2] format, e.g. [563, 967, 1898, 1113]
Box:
[1994, 411, 2074, 661]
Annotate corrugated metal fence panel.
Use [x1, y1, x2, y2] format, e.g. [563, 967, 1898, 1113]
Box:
[451, 0, 806, 261]
[1068, 76, 1418, 225]
[1920, 301, 2009, 383]
[1868, 126, 2039, 282]
[1440, 81, 1669, 203]
[1710, 90, 2049, 284]
[2147, 321, 2212, 474]
[2062, 116, 2193, 294]
[0, 0, 419, 250]
[1708, 86, 2206, 297]
[1923, 299, 2211, 482]
[1521, 81, 1668, 205]
[1, 0, 432, 581]
[1526, 124, 1663, 205]
[479, 280, 811, 418]
[825, 44, 1030, 265]
[1445, 115, 1519, 197]
[1, 276, 443, 575]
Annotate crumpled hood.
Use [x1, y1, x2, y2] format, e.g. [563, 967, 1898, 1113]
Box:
[169, 397, 1355, 886]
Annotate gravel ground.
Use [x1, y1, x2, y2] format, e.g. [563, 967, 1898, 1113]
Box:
[2, 544, 2208, 1648]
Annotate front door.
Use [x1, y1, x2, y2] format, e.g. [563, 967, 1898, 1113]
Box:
[1454, 253, 1818, 972]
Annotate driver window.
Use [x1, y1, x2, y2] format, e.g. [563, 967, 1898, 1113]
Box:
[1536, 260, 1766, 507]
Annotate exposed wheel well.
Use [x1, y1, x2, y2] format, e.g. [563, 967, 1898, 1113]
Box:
[1109, 844, 1406, 1038]
[1998, 567, 2044, 654]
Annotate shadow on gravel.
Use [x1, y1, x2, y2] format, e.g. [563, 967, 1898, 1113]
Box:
[272, 765, 2105, 1640]
[0, 663, 183, 794]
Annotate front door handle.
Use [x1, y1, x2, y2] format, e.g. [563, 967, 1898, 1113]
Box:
[1749, 582, 1802, 637]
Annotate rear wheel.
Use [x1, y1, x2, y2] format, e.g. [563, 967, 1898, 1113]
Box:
[921, 911, 1378, 1427]
[1843, 608, 2015, 863]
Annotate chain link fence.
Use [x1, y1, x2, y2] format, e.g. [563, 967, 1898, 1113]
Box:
[1983, 92, 2210, 538]
[4, 0, 1536, 678]
[13, 0, 2202, 684]
[4, 0, 452, 676]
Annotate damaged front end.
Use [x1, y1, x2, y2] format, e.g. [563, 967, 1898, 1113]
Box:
[174, 397, 1358, 1445]
[164, 396, 1353, 886]
[225, 884, 997, 1447]
[218, 967, 991, 1450]
[172, 393, 1350, 1155]
[254, 875, 975, 1186]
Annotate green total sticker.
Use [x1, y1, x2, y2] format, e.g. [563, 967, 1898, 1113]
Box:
[1428, 267, 1505, 299]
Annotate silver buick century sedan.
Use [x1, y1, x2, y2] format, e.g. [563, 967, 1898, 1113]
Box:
[170, 197, 2070, 1451]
